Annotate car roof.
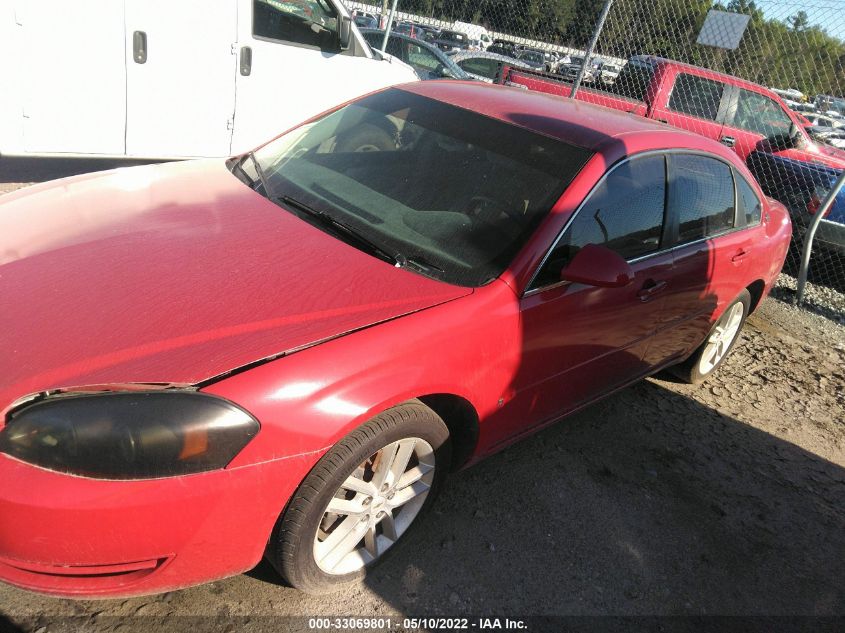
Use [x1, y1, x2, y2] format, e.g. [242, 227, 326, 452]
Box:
[631, 55, 791, 96]
[397, 81, 741, 159]
[452, 51, 528, 64]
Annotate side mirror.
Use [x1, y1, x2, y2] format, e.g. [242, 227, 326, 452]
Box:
[560, 244, 634, 288]
[338, 16, 352, 51]
[769, 122, 802, 150]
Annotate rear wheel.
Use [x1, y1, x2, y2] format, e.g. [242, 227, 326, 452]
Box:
[268, 401, 450, 594]
[672, 290, 750, 384]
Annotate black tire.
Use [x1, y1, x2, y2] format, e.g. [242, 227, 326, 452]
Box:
[672, 289, 751, 385]
[267, 400, 451, 594]
[335, 123, 396, 153]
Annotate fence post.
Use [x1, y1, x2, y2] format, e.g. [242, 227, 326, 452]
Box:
[571, 0, 614, 99]
[795, 170, 845, 307]
[380, 0, 398, 52]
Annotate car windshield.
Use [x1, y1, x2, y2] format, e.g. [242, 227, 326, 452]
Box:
[522, 51, 543, 63]
[251, 89, 592, 287]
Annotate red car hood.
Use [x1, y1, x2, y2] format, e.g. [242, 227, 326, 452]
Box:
[0, 161, 470, 412]
[816, 141, 845, 165]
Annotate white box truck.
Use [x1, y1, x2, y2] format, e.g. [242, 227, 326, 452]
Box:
[0, 0, 417, 158]
[452, 21, 492, 50]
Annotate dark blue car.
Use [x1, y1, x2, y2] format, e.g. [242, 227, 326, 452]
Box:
[748, 151, 845, 258]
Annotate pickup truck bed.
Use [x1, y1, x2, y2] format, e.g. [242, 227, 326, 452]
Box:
[504, 67, 649, 117]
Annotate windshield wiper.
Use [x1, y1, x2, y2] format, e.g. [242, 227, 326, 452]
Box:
[397, 254, 445, 274]
[246, 152, 273, 197]
[230, 152, 272, 195]
[275, 195, 398, 265]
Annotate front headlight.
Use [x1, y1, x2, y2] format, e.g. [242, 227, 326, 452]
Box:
[0, 391, 260, 480]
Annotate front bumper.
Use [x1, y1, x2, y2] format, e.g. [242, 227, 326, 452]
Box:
[0, 451, 315, 598]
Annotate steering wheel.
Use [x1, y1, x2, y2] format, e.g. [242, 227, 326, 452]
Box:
[465, 195, 521, 229]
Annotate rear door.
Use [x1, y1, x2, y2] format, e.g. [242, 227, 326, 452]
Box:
[125, 0, 237, 157]
[651, 70, 729, 146]
[19, 1, 126, 155]
[643, 153, 752, 366]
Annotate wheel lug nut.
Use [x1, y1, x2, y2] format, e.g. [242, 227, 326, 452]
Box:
[363, 497, 371, 506]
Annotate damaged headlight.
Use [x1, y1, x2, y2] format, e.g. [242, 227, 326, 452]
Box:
[0, 391, 259, 479]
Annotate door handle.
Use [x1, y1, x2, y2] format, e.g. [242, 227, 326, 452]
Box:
[637, 280, 667, 302]
[240, 46, 252, 76]
[133, 31, 147, 64]
[731, 248, 750, 263]
[720, 135, 736, 148]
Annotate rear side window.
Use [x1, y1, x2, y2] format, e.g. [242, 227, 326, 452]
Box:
[669, 155, 735, 242]
[532, 154, 666, 288]
[253, 0, 337, 49]
[735, 172, 762, 226]
[668, 73, 725, 121]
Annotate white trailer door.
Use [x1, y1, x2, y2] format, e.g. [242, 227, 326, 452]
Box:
[232, 0, 407, 154]
[125, 1, 237, 157]
[19, 1, 126, 155]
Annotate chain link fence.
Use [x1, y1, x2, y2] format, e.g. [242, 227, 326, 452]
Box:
[347, 0, 845, 320]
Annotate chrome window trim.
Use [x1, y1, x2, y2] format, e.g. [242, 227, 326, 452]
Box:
[523, 148, 744, 297]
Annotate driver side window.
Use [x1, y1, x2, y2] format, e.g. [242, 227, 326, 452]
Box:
[732, 89, 793, 138]
[459, 58, 497, 79]
[531, 154, 667, 289]
[253, 0, 338, 49]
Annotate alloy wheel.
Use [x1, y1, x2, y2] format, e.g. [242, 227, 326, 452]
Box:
[313, 437, 435, 575]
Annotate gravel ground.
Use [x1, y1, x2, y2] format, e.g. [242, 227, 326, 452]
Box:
[1, 163, 844, 631]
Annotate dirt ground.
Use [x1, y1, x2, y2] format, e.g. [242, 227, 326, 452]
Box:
[0, 161, 843, 631]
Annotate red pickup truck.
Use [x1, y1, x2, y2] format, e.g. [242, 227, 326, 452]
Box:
[500, 55, 845, 171]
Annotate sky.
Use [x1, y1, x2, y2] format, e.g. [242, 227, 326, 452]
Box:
[754, 0, 845, 41]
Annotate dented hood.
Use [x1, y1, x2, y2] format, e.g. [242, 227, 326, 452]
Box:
[0, 160, 470, 411]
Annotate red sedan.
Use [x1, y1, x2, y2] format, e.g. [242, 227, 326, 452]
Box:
[0, 82, 790, 598]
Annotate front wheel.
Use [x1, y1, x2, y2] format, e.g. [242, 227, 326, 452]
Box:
[267, 401, 451, 594]
[672, 290, 751, 384]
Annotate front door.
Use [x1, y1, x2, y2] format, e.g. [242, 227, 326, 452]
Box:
[231, 0, 401, 154]
[125, 0, 237, 157]
[720, 86, 807, 163]
[486, 154, 673, 447]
